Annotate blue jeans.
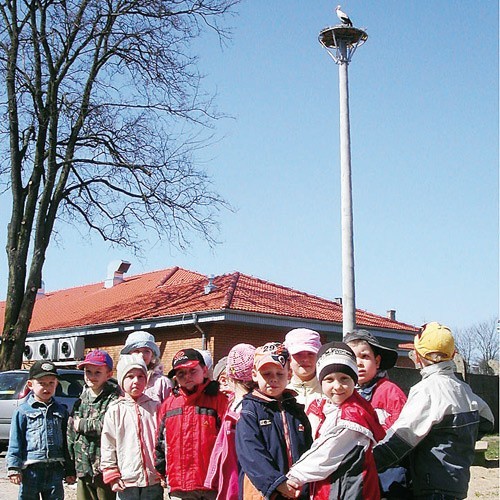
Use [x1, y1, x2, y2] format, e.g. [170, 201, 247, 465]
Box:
[19, 462, 64, 500]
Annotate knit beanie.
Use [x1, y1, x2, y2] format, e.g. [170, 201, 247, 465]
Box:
[116, 353, 148, 388]
[316, 341, 358, 384]
[120, 331, 160, 358]
[227, 343, 256, 382]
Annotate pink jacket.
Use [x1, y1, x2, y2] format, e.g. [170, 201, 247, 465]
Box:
[204, 408, 240, 500]
[101, 394, 160, 488]
[144, 366, 172, 402]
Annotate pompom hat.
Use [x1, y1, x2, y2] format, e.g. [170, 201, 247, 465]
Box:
[227, 343, 256, 381]
[316, 341, 358, 384]
[116, 353, 148, 388]
[120, 331, 160, 358]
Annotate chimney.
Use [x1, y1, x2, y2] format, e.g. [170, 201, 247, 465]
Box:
[104, 260, 131, 288]
[36, 280, 45, 298]
[387, 309, 396, 321]
[334, 297, 343, 305]
[204, 275, 217, 295]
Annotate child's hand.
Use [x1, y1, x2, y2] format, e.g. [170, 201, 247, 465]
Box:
[73, 417, 80, 431]
[286, 476, 301, 490]
[276, 480, 300, 499]
[111, 478, 126, 492]
[65, 476, 76, 485]
[8, 473, 21, 485]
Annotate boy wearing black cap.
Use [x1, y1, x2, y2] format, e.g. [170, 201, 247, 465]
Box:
[286, 342, 385, 499]
[344, 330, 409, 497]
[7, 360, 76, 499]
[343, 329, 406, 431]
[155, 348, 228, 499]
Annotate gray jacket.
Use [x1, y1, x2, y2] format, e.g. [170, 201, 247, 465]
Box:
[374, 361, 494, 498]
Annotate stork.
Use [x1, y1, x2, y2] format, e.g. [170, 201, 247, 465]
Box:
[336, 5, 353, 27]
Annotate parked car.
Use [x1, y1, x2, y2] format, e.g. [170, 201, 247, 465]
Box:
[0, 369, 85, 443]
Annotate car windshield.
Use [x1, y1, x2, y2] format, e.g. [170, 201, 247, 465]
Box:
[0, 372, 28, 400]
[55, 372, 84, 398]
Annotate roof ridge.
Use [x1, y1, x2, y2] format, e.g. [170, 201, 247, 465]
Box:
[157, 266, 180, 286]
[222, 272, 240, 308]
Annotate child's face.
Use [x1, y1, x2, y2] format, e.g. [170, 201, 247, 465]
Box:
[252, 362, 290, 399]
[130, 347, 154, 367]
[122, 368, 147, 399]
[321, 372, 355, 406]
[348, 341, 380, 385]
[28, 375, 58, 403]
[290, 351, 317, 382]
[83, 365, 112, 393]
[174, 364, 207, 392]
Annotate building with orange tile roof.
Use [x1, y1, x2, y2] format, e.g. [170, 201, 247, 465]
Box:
[0, 263, 418, 369]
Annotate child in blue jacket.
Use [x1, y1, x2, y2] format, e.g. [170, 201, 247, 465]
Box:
[235, 342, 312, 499]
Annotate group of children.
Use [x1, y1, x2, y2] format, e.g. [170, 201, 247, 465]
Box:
[7, 323, 495, 500]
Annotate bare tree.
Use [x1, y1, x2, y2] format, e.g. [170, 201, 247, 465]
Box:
[0, 0, 238, 369]
[455, 318, 499, 375]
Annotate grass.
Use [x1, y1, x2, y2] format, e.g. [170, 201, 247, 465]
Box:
[482, 434, 499, 461]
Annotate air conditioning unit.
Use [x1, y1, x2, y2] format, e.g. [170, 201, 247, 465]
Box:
[23, 342, 36, 362]
[35, 340, 58, 361]
[58, 337, 85, 361]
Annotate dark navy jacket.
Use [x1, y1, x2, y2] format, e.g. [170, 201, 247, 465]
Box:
[235, 389, 312, 499]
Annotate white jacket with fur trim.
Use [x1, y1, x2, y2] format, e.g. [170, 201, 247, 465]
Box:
[101, 393, 160, 488]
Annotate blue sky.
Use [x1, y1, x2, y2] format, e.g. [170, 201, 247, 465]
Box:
[0, 1, 498, 334]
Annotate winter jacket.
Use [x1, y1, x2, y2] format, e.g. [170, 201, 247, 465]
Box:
[145, 365, 171, 402]
[204, 406, 241, 500]
[364, 377, 407, 431]
[155, 379, 228, 494]
[374, 361, 495, 499]
[288, 391, 385, 500]
[67, 381, 120, 478]
[287, 374, 322, 410]
[100, 393, 160, 488]
[7, 394, 74, 476]
[235, 389, 313, 500]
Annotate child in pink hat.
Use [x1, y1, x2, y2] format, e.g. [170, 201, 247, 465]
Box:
[205, 343, 256, 500]
[284, 328, 323, 411]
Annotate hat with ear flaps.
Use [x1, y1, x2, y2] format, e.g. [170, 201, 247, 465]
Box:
[116, 353, 148, 388]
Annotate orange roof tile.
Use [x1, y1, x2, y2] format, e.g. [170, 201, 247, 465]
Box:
[0, 267, 417, 334]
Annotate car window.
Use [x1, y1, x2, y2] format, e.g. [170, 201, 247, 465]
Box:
[55, 372, 85, 398]
[0, 372, 28, 400]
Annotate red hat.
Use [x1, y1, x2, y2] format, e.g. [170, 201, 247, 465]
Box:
[77, 350, 113, 370]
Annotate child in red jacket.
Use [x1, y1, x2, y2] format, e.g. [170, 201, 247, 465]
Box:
[155, 348, 228, 499]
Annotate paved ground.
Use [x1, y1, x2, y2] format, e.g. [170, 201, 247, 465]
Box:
[0, 448, 498, 499]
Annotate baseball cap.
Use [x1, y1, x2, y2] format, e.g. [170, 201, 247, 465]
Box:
[254, 342, 290, 371]
[168, 348, 205, 378]
[343, 329, 398, 370]
[283, 328, 322, 355]
[414, 322, 455, 361]
[29, 360, 59, 380]
[77, 350, 113, 370]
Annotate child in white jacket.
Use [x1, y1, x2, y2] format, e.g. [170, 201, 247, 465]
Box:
[101, 354, 162, 499]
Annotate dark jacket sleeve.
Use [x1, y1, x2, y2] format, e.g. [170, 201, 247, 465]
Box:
[235, 404, 287, 498]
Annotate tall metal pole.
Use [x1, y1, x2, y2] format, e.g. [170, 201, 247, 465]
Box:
[318, 24, 367, 337]
[338, 41, 355, 335]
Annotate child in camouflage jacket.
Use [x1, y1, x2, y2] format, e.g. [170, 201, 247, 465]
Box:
[68, 350, 121, 500]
